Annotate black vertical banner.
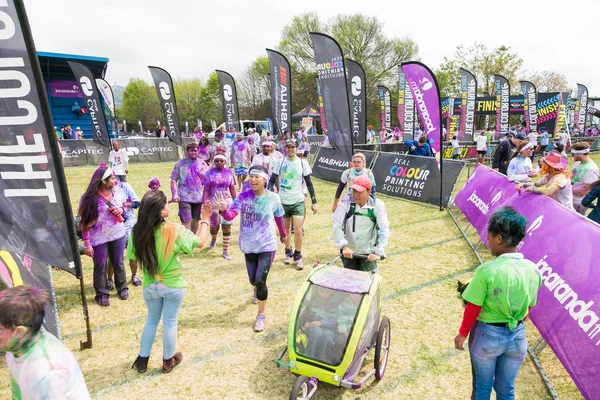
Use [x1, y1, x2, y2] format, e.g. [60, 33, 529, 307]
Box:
[520, 81, 538, 133]
[267, 49, 291, 138]
[216, 69, 241, 133]
[68, 61, 112, 149]
[346, 59, 366, 144]
[459, 68, 477, 139]
[494, 75, 510, 137]
[310, 32, 353, 162]
[148, 66, 183, 147]
[0, 0, 82, 277]
[378, 85, 392, 131]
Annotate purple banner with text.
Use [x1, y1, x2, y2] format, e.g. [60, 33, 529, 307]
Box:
[455, 164, 600, 399]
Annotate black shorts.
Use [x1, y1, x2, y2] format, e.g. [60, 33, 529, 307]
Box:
[477, 150, 486, 155]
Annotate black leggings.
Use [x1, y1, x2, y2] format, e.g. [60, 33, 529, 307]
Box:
[245, 251, 276, 301]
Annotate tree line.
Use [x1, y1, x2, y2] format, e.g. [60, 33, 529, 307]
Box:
[117, 12, 571, 133]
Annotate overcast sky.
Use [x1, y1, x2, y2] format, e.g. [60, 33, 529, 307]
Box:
[26, 0, 600, 95]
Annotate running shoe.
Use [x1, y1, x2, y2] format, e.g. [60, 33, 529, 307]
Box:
[223, 251, 232, 260]
[294, 251, 304, 270]
[252, 287, 257, 304]
[132, 276, 142, 286]
[96, 295, 110, 307]
[209, 238, 217, 250]
[284, 248, 293, 265]
[119, 289, 129, 300]
[254, 314, 266, 332]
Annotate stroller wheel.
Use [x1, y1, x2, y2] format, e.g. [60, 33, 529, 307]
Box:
[289, 376, 314, 400]
[375, 316, 391, 380]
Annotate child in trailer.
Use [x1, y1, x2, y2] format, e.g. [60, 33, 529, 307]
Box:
[301, 285, 341, 361]
[454, 207, 541, 400]
[215, 165, 287, 332]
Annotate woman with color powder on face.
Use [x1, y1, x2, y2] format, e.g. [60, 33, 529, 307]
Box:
[79, 163, 129, 307]
[129, 191, 212, 374]
[198, 135, 213, 165]
[455, 207, 541, 400]
[202, 154, 237, 260]
[215, 165, 287, 333]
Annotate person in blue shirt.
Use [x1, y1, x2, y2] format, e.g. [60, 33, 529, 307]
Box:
[582, 182, 600, 225]
[539, 128, 549, 156]
[404, 136, 432, 157]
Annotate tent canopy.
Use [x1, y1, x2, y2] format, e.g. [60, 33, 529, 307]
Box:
[292, 104, 321, 119]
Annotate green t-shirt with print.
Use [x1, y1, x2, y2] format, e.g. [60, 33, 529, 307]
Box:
[462, 253, 541, 330]
[127, 222, 200, 288]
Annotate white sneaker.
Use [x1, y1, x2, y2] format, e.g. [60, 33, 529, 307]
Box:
[254, 314, 266, 332]
[295, 256, 304, 270]
[284, 252, 292, 265]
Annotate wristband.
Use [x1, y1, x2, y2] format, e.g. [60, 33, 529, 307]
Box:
[201, 221, 210, 226]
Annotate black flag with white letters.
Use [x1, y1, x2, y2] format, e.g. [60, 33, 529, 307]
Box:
[68, 61, 112, 149]
[148, 66, 183, 146]
[347, 59, 366, 144]
[0, 0, 82, 277]
[267, 49, 292, 138]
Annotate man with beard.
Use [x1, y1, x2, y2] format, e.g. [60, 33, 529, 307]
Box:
[170, 142, 209, 233]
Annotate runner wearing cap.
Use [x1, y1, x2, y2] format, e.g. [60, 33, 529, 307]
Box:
[507, 141, 537, 183]
[202, 154, 237, 260]
[268, 139, 318, 269]
[570, 142, 599, 214]
[493, 133, 523, 175]
[215, 165, 287, 332]
[516, 151, 574, 210]
[332, 175, 389, 273]
[212, 130, 228, 160]
[332, 153, 376, 212]
[170, 142, 209, 234]
[231, 133, 252, 191]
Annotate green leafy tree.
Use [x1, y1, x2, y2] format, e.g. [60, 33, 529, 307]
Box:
[198, 72, 223, 127]
[277, 13, 418, 128]
[435, 42, 524, 97]
[173, 77, 203, 131]
[120, 78, 161, 133]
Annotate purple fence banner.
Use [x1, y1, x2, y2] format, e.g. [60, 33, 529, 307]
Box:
[455, 164, 600, 399]
[454, 164, 516, 240]
[49, 80, 82, 98]
[401, 61, 442, 154]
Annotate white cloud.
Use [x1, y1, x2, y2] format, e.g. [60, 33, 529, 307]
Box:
[25, 0, 600, 95]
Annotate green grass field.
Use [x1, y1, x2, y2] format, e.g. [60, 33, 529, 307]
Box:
[2, 154, 597, 399]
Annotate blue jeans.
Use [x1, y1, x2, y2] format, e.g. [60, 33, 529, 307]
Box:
[306, 327, 336, 361]
[139, 282, 185, 360]
[469, 322, 528, 400]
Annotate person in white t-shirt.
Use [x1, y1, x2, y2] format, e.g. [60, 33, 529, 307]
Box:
[1, 286, 90, 400]
[252, 141, 275, 177]
[108, 141, 129, 182]
[474, 131, 488, 164]
[268, 140, 318, 270]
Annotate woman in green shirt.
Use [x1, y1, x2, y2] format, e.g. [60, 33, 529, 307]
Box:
[454, 206, 541, 400]
[129, 191, 212, 374]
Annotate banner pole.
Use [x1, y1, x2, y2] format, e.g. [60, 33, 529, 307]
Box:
[14, 0, 93, 349]
[78, 276, 92, 349]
